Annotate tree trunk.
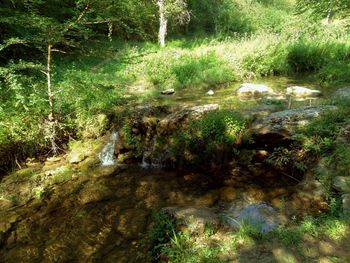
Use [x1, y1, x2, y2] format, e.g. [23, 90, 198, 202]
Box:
[108, 21, 113, 42]
[47, 43, 58, 154]
[158, 0, 167, 47]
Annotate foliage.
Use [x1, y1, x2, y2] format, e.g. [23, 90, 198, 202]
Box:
[148, 210, 178, 260]
[295, 100, 350, 202]
[170, 110, 248, 160]
[1, 0, 350, 171]
[296, 0, 350, 19]
[288, 41, 350, 74]
[265, 147, 307, 175]
[171, 52, 234, 88]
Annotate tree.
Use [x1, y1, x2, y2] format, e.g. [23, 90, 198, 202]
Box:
[296, 0, 350, 21]
[0, 0, 92, 153]
[155, 0, 190, 47]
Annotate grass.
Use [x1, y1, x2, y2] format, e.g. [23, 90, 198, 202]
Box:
[150, 212, 350, 262]
[2, 17, 350, 172]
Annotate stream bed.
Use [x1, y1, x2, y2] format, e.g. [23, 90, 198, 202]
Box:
[0, 76, 343, 262]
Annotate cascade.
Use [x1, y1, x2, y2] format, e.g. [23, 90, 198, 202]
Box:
[99, 131, 119, 166]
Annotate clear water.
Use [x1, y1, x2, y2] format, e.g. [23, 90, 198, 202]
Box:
[147, 76, 332, 110]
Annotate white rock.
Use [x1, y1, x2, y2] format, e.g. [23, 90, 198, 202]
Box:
[286, 86, 322, 97]
[161, 88, 175, 95]
[237, 83, 274, 98]
[207, 89, 214, 96]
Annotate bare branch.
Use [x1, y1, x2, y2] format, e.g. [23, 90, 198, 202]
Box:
[63, 3, 90, 34]
[40, 70, 48, 76]
[51, 49, 67, 53]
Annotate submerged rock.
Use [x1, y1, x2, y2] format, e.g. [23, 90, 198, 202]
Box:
[251, 105, 337, 139]
[161, 88, 175, 95]
[221, 203, 284, 233]
[78, 181, 114, 204]
[286, 86, 322, 97]
[237, 83, 274, 98]
[288, 179, 328, 216]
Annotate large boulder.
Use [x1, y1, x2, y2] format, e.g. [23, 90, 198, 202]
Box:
[286, 86, 322, 97]
[78, 181, 114, 205]
[236, 83, 274, 99]
[251, 106, 337, 139]
[158, 104, 219, 131]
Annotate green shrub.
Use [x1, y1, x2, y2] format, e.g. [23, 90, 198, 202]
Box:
[171, 52, 235, 88]
[175, 109, 248, 153]
[148, 211, 178, 260]
[318, 62, 350, 85]
[242, 43, 289, 77]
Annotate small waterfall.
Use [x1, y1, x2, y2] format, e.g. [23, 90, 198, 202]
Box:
[99, 131, 119, 166]
[140, 137, 164, 169]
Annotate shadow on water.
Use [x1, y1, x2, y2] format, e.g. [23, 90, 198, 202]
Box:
[0, 162, 301, 262]
[0, 160, 349, 262]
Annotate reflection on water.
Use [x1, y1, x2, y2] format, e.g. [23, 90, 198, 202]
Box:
[150, 76, 331, 110]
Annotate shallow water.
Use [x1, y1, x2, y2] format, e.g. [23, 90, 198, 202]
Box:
[0, 75, 337, 262]
[0, 163, 301, 262]
[150, 76, 332, 109]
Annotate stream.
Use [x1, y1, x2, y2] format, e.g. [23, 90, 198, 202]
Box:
[0, 76, 337, 262]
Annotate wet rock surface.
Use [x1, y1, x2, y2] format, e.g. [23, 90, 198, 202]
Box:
[221, 203, 285, 233]
[251, 105, 337, 139]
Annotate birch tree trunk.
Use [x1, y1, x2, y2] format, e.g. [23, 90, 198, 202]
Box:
[46, 43, 58, 154]
[158, 0, 167, 47]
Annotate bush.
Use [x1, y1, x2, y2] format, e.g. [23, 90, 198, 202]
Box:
[171, 52, 235, 88]
[171, 109, 248, 158]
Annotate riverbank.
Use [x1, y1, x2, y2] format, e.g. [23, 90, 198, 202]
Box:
[1, 86, 350, 262]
